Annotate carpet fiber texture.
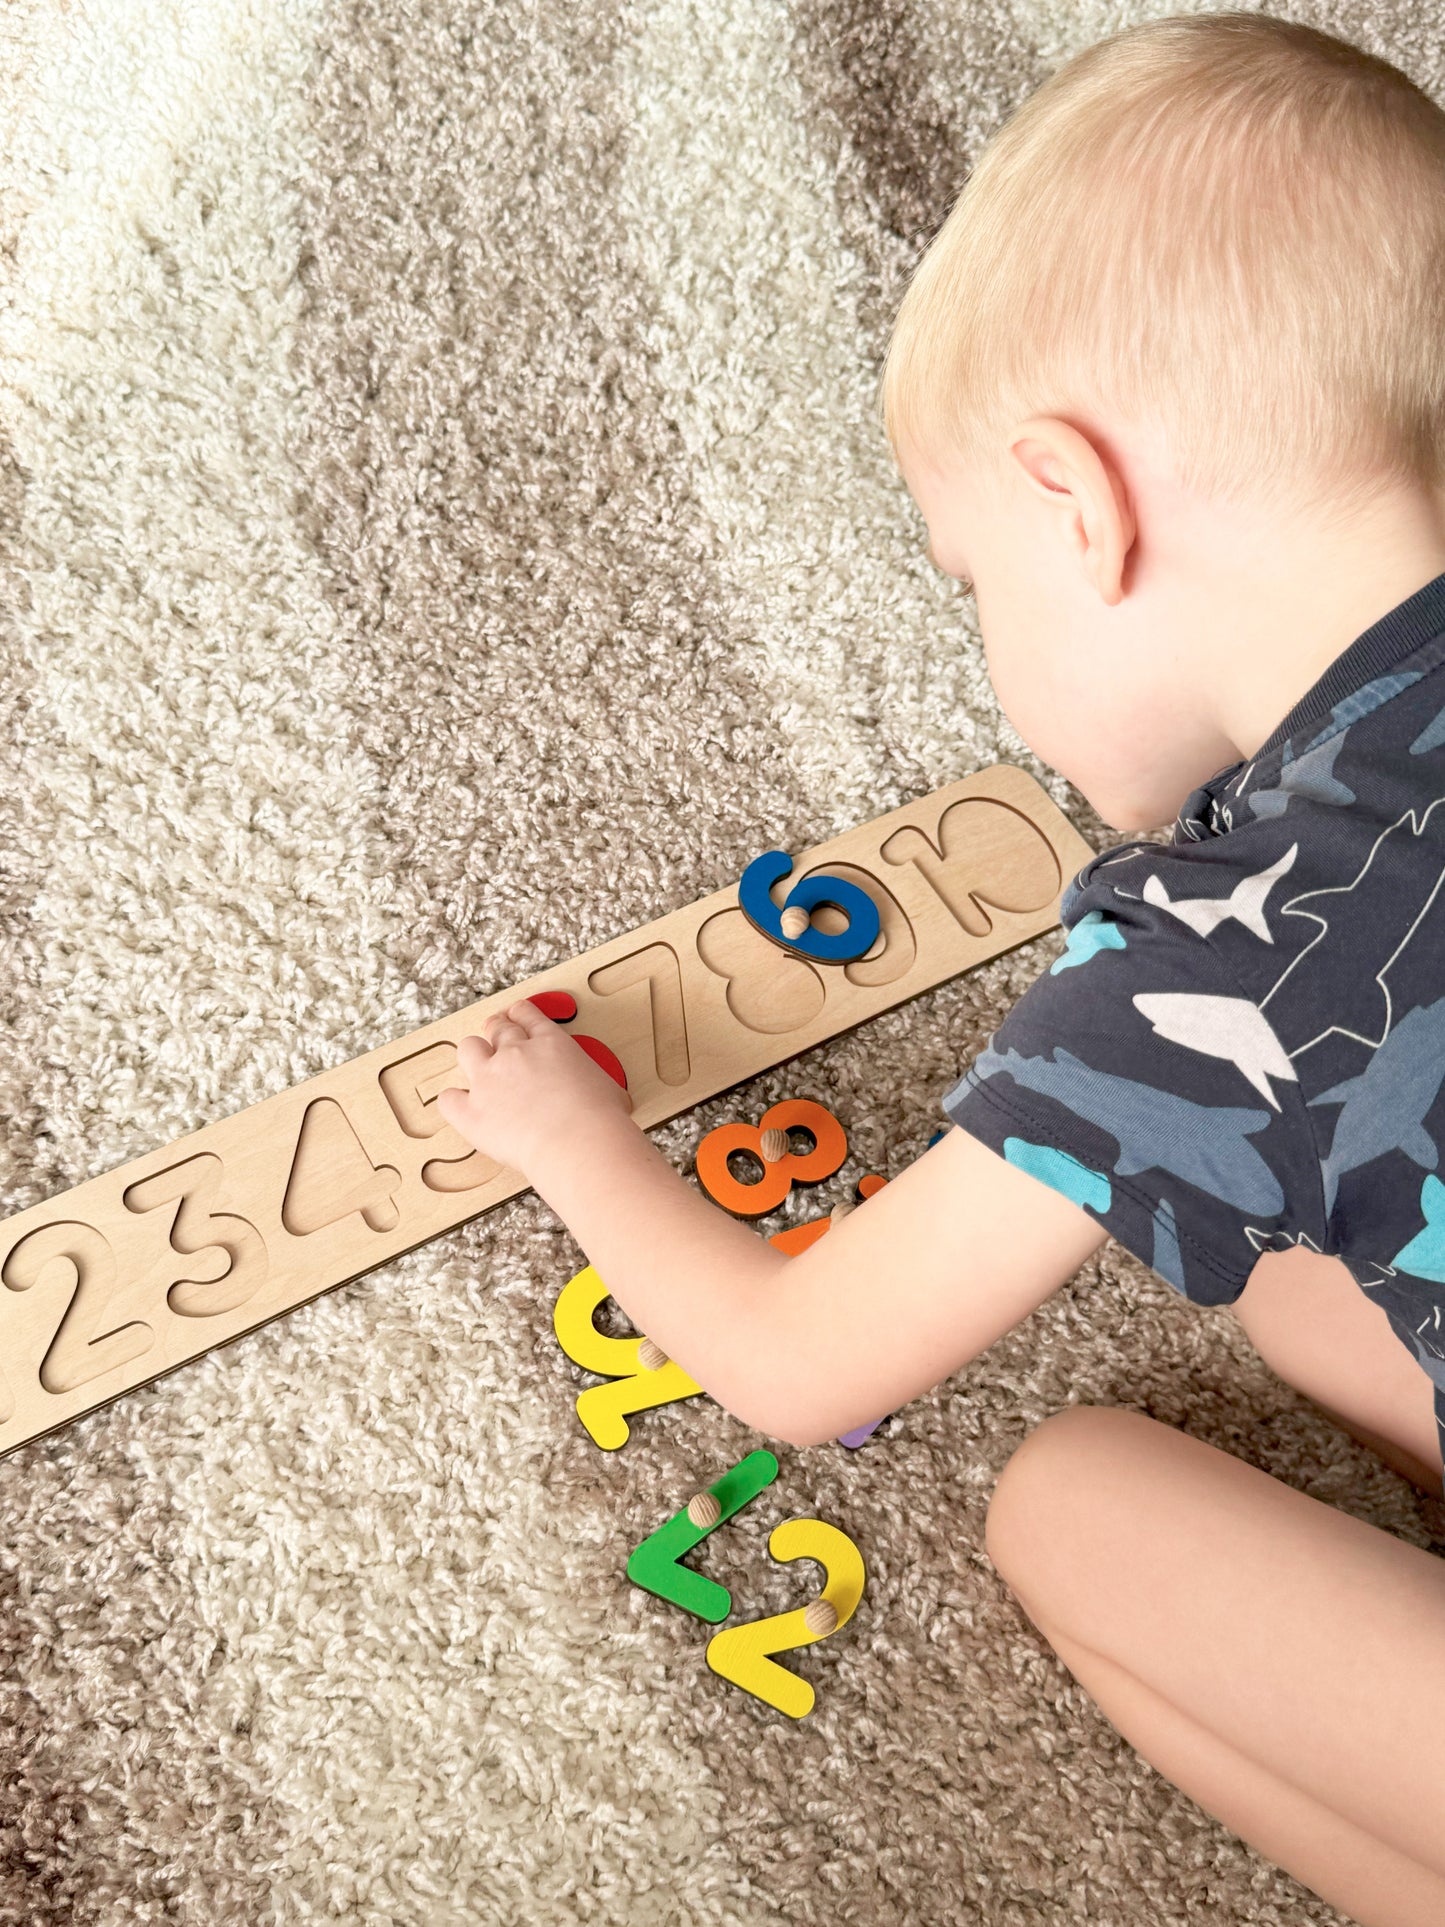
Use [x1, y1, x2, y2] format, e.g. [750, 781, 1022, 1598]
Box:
[1, 2, 1443, 1921]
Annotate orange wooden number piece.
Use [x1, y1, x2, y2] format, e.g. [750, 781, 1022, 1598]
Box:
[694, 1099, 847, 1218]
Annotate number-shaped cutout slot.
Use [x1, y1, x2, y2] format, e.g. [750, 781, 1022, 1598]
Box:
[793, 867, 917, 986]
[585, 944, 693, 1086]
[881, 796, 1061, 937]
[694, 903, 827, 1036]
[625, 1450, 780, 1622]
[694, 1099, 847, 1218]
[525, 990, 630, 1093]
[123, 1152, 268, 1318]
[1, 1220, 153, 1401]
[281, 1096, 402, 1237]
[378, 1040, 505, 1195]
[705, 1518, 865, 1719]
[552, 1264, 703, 1449]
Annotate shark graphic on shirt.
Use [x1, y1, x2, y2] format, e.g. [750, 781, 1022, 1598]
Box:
[1402, 1323, 1445, 1394]
[1140, 844, 1297, 941]
[1230, 670, 1425, 817]
[969, 1043, 1283, 1215]
[1293, 673, 1424, 756]
[1392, 1175, 1445, 1283]
[1133, 992, 1297, 1108]
[1262, 798, 1445, 1057]
[1307, 995, 1445, 1212]
[1247, 734, 1354, 819]
[1049, 910, 1128, 974]
[1150, 1196, 1186, 1292]
[1002, 1137, 1112, 1213]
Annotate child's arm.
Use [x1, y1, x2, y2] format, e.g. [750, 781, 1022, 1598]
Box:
[527, 1106, 1107, 1448]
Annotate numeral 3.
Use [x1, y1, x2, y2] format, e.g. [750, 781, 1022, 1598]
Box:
[123, 1153, 268, 1317]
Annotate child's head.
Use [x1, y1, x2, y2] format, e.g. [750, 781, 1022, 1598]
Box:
[883, 11, 1445, 829]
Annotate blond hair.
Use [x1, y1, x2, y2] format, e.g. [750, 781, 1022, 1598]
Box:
[879, 11, 1445, 511]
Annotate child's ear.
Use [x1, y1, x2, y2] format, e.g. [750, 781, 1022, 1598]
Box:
[1007, 416, 1136, 606]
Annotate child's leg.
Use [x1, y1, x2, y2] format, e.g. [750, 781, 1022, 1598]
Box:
[1231, 1248, 1443, 1498]
[985, 1405, 1445, 1927]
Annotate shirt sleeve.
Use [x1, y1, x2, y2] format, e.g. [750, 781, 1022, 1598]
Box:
[940, 880, 1332, 1305]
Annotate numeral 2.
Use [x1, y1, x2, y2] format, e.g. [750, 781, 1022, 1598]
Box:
[705, 1518, 865, 1719]
[1, 1220, 152, 1403]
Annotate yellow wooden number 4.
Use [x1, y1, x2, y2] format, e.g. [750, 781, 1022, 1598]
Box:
[552, 1263, 703, 1449]
[706, 1518, 866, 1720]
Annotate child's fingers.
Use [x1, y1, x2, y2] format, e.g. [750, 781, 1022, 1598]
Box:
[456, 1032, 494, 1080]
[504, 998, 555, 1035]
[483, 1009, 527, 1055]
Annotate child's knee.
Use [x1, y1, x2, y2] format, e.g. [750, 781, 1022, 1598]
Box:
[984, 1403, 1153, 1603]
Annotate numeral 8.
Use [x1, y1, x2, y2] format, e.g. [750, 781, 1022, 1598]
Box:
[694, 1099, 847, 1217]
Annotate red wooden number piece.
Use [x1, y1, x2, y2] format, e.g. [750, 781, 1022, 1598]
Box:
[527, 990, 629, 1091]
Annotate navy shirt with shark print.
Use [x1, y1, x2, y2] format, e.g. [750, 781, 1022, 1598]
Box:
[942, 568, 1445, 1472]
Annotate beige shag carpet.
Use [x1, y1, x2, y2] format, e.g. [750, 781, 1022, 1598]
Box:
[1, 2, 1442, 1921]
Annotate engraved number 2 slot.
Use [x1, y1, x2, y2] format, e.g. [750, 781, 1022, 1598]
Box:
[1, 1220, 151, 1410]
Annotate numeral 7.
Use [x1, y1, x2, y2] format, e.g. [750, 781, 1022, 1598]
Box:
[625, 1452, 867, 1719]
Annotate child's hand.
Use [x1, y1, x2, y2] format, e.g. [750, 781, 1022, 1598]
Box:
[435, 999, 633, 1177]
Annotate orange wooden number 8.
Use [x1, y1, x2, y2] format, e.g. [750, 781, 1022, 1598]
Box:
[693, 1100, 847, 1218]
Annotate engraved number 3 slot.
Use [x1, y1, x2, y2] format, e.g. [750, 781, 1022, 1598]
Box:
[122, 1151, 269, 1318]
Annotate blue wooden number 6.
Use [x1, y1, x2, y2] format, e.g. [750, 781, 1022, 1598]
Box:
[737, 851, 882, 964]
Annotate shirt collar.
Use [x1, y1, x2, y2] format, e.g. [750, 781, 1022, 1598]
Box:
[1254, 566, 1445, 759]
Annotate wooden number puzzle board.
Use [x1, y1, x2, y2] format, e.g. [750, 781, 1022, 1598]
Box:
[0, 765, 1093, 1456]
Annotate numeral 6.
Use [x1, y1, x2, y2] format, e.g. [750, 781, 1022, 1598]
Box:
[737, 851, 881, 963]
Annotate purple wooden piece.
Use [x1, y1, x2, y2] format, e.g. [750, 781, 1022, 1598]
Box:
[837, 1417, 886, 1449]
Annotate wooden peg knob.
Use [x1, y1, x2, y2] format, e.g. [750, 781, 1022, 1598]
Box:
[805, 1587, 836, 1634]
[759, 1127, 789, 1163]
[829, 1199, 854, 1223]
[687, 1491, 722, 1530]
[804, 1597, 838, 1638]
[780, 905, 810, 940]
[637, 1337, 669, 1372]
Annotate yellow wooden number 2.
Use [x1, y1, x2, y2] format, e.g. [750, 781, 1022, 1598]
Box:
[552, 1263, 703, 1449]
[706, 1518, 866, 1719]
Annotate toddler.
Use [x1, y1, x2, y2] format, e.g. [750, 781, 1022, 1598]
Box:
[438, 15, 1445, 1925]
